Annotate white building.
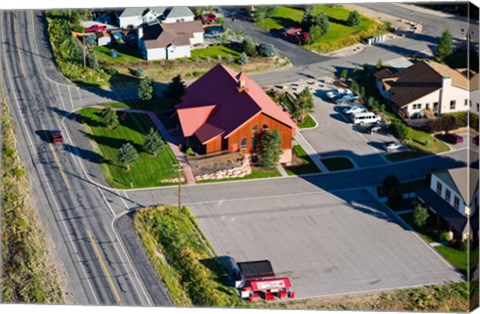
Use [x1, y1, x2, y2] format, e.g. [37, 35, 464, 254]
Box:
[374, 60, 471, 117]
[470, 72, 479, 114]
[162, 7, 195, 24]
[138, 21, 203, 60]
[118, 7, 194, 29]
[416, 167, 479, 241]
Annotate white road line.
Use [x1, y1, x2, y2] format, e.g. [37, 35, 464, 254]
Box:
[68, 86, 74, 110]
[56, 83, 66, 110]
[0, 12, 99, 305]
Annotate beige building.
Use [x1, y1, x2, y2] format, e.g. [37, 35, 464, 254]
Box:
[374, 60, 472, 117]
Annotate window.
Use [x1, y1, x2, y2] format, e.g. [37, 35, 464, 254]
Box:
[445, 189, 451, 203]
[465, 99, 468, 106]
[425, 103, 430, 110]
[417, 104, 422, 109]
[252, 125, 258, 132]
[433, 102, 439, 111]
[262, 124, 269, 130]
[450, 100, 456, 110]
[240, 138, 247, 149]
[436, 182, 443, 194]
[454, 196, 460, 210]
[477, 103, 479, 112]
[470, 100, 473, 107]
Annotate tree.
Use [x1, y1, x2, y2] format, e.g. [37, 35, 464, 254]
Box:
[86, 52, 98, 69]
[144, 128, 165, 156]
[241, 36, 257, 56]
[390, 120, 409, 140]
[440, 114, 456, 133]
[308, 25, 323, 42]
[136, 67, 144, 77]
[376, 59, 383, 68]
[227, 54, 233, 63]
[138, 77, 155, 101]
[314, 12, 330, 36]
[295, 88, 315, 122]
[205, 56, 211, 63]
[165, 75, 186, 100]
[253, 6, 277, 25]
[346, 11, 361, 26]
[237, 52, 249, 65]
[301, 6, 315, 30]
[83, 34, 97, 48]
[436, 29, 453, 62]
[101, 107, 119, 130]
[340, 69, 348, 81]
[117, 142, 138, 171]
[382, 174, 400, 195]
[216, 54, 222, 62]
[258, 130, 282, 168]
[413, 204, 429, 227]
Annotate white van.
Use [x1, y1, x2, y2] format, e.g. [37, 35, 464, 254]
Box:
[351, 112, 381, 125]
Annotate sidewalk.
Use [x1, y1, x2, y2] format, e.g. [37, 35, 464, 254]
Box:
[294, 132, 329, 173]
[92, 105, 196, 185]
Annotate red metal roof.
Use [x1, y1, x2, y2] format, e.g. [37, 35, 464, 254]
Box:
[248, 278, 291, 291]
[176, 64, 295, 144]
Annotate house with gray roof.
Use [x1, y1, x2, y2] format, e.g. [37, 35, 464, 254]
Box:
[416, 167, 479, 241]
[162, 7, 195, 24]
[118, 7, 194, 28]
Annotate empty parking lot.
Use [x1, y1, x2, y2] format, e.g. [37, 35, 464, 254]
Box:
[190, 188, 463, 298]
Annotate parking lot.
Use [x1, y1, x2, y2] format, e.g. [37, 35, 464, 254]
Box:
[300, 85, 396, 167]
[190, 189, 463, 298]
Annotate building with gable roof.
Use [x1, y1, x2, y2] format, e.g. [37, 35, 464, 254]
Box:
[374, 60, 472, 117]
[118, 7, 194, 28]
[416, 167, 479, 241]
[176, 64, 296, 164]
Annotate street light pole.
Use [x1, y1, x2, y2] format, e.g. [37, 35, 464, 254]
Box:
[173, 164, 183, 220]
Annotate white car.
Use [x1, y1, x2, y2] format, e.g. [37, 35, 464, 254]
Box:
[343, 105, 367, 114]
[384, 141, 403, 152]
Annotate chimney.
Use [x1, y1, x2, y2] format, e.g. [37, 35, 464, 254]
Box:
[237, 72, 248, 93]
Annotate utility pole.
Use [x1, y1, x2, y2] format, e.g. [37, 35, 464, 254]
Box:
[172, 164, 183, 220]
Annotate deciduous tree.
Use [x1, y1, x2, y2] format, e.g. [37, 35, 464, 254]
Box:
[258, 129, 282, 168]
[295, 88, 315, 122]
[413, 204, 429, 227]
[436, 29, 453, 62]
[346, 11, 361, 26]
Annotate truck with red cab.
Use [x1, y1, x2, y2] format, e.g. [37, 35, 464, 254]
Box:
[86, 24, 107, 33]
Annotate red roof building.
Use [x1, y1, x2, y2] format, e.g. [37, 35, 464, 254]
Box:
[176, 64, 296, 164]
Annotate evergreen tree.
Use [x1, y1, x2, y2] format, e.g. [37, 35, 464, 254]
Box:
[237, 52, 249, 65]
[295, 88, 315, 122]
[136, 67, 144, 77]
[436, 29, 453, 62]
[117, 142, 138, 171]
[144, 128, 165, 156]
[301, 5, 315, 30]
[413, 204, 429, 227]
[258, 130, 282, 168]
[346, 11, 361, 26]
[101, 107, 119, 130]
[315, 12, 330, 35]
[138, 77, 155, 101]
[165, 75, 186, 100]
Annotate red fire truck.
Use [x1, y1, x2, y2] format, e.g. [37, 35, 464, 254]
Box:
[234, 260, 295, 302]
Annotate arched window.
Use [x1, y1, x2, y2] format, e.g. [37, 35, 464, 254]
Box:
[252, 125, 258, 132]
[240, 138, 247, 149]
[262, 124, 269, 130]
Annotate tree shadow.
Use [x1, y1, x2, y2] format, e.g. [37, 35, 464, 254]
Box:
[79, 130, 144, 154]
[63, 143, 106, 165]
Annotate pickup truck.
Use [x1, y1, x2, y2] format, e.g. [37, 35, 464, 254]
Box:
[86, 24, 107, 33]
[282, 27, 302, 36]
[333, 93, 359, 104]
[295, 32, 311, 43]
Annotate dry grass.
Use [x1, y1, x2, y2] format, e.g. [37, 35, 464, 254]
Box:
[1, 99, 66, 303]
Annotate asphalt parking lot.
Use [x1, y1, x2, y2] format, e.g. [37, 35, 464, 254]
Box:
[190, 188, 463, 298]
[300, 87, 396, 167]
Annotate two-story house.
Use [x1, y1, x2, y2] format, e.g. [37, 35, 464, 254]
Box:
[118, 7, 195, 29]
[416, 167, 479, 242]
[374, 60, 470, 118]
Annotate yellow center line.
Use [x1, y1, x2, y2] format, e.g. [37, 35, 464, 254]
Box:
[87, 229, 123, 305]
[12, 13, 27, 79]
[41, 122, 71, 190]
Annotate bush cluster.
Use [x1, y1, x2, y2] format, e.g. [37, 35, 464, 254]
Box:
[425, 112, 478, 133]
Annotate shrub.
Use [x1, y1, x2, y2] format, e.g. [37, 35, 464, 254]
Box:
[241, 36, 257, 56]
[136, 67, 144, 77]
[413, 204, 429, 227]
[216, 54, 222, 62]
[237, 52, 249, 65]
[346, 11, 361, 27]
[390, 120, 409, 140]
[227, 54, 233, 63]
[103, 67, 118, 75]
[101, 107, 119, 130]
[205, 56, 211, 63]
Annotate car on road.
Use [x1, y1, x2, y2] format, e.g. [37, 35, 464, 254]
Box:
[342, 105, 367, 115]
[86, 24, 107, 33]
[444, 133, 464, 144]
[48, 130, 63, 143]
[384, 141, 403, 152]
[473, 135, 479, 146]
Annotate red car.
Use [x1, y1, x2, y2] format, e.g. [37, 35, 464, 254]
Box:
[295, 32, 311, 43]
[86, 24, 107, 33]
[48, 130, 64, 143]
[200, 13, 216, 23]
[282, 27, 302, 36]
[473, 135, 479, 146]
[444, 133, 463, 144]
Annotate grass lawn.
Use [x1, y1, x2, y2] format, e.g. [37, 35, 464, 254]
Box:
[78, 108, 178, 188]
[434, 246, 468, 276]
[197, 168, 281, 183]
[385, 151, 428, 162]
[97, 98, 178, 112]
[285, 145, 320, 175]
[321, 156, 354, 171]
[190, 45, 241, 60]
[260, 5, 385, 53]
[94, 45, 144, 64]
[297, 114, 317, 129]
[406, 128, 450, 154]
[398, 213, 446, 243]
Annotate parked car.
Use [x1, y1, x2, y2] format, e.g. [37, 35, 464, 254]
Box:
[444, 133, 464, 144]
[204, 25, 225, 37]
[326, 88, 349, 100]
[282, 27, 302, 36]
[200, 13, 217, 23]
[333, 93, 359, 104]
[343, 105, 366, 115]
[295, 32, 311, 43]
[384, 141, 403, 152]
[86, 24, 107, 33]
[369, 125, 383, 134]
[473, 135, 479, 146]
[48, 130, 64, 143]
[351, 112, 381, 125]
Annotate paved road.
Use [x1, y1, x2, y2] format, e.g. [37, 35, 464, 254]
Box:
[0, 10, 171, 306]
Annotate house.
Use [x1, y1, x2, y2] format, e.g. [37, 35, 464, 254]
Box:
[118, 7, 194, 28]
[374, 60, 471, 117]
[118, 7, 167, 28]
[175, 64, 296, 165]
[162, 7, 195, 24]
[137, 21, 203, 60]
[470, 72, 479, 114]
[95, 31, 112, 46]
[416, 167, 479, 241]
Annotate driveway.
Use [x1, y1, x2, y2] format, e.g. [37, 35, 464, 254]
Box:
[299, 84, 395, 168]
[222, 8, 330, 66]
[189, 188, 463, 298]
